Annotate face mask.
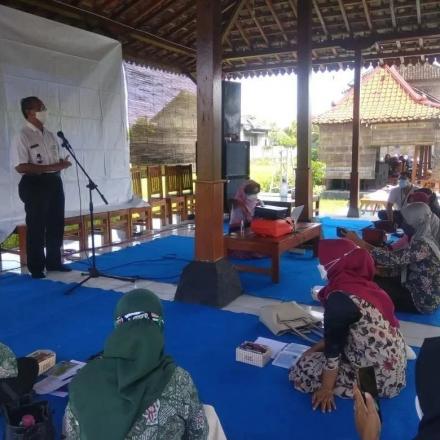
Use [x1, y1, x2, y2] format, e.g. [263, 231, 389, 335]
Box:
[317, 248, 358, 280]
[35, 110, 47, 124]
[317, 264, 328, 280]
[399, 179, 409, 189]
[247, 194, 258, 201]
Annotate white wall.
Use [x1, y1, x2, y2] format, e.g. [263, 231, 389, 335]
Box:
[0, 5, 132, 241]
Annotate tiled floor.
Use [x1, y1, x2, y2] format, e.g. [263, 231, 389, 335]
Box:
[2, 222, 440, 348]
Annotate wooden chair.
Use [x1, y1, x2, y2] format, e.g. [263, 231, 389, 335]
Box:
[177, 164, 196, 216]
[164, 165, 187, 223]
[131, 166, 143, 198]
[146, 165, 168, 227]
[83, 212, 110, 248]
[63, 215, 86, 252]
[108, 209, 131, 243]
[129, 206, 153, 237]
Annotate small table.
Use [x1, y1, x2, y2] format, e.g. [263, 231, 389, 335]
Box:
[259, 194, 320, 216]
[224, 222, 322, 283]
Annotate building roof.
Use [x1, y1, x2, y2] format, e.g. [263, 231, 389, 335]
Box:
[2, 1, 440, 78]
[314, 66, 440, 125]
[398, 63, 440, 81]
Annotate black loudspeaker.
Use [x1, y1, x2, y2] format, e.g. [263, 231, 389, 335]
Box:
[221, 81, 250, 210]
[222, 81, 241, 138]
[223, 141, 250, 208]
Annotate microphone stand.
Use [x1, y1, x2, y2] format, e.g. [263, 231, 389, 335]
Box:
[58, 134, 135, 295]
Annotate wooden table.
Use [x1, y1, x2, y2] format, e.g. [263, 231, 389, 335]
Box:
[224, 222, 322, 283]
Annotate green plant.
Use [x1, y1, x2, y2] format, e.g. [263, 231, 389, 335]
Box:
[312, 159, 326, 186]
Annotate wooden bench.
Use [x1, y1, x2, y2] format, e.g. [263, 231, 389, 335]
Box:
[15, 205, 153, 265]
[224, 222, 322, 283]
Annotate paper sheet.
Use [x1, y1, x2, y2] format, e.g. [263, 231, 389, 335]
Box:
[254, 337, 287, 359]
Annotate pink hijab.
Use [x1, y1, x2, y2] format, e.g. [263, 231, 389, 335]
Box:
[318, 239, 399, 328]
[229, 180, 260, 226]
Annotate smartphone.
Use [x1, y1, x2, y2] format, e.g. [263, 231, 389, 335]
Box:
[357, 366, 382, 421]
[336, 227, 348, 237]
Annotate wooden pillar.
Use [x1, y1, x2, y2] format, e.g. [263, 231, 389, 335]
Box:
[295, 0, 313, 221]
[194, 0, 224, 262]
[423, 145, 429, 178]
[347, 47, 362, 218]
[175, 0, 242, 307]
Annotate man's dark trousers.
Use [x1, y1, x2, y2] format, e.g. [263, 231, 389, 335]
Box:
[18, 173, 65, 275]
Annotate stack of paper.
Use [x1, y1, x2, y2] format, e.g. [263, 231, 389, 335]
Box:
[34, 360, 86, 397]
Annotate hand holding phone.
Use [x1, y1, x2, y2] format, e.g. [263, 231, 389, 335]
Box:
[357, 367, 382, 422]
[336, 227, 348, 237]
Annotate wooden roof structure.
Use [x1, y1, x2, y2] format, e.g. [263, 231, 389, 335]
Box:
[315, 65, 440, 124]
[2, 0, 440, 78]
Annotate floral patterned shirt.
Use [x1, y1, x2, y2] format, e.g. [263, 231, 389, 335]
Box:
[0, 342, 18, 379]
[64, 367, 208, 440]
[372, 240, 440, 313]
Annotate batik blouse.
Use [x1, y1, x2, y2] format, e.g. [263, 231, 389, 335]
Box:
[371, 240, 440, 313]
[64, 366, 208, 440]
[0, 343, 18, 379]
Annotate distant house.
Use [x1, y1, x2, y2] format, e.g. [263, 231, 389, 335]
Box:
[241, 115, 271, 158]
[315, 65, 440, 190]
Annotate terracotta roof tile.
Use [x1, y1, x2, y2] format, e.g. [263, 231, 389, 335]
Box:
[315, 66, 440, 125]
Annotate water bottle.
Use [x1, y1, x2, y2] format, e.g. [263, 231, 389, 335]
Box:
[280, 177, 288, 198]
[240, 220, 245, 235]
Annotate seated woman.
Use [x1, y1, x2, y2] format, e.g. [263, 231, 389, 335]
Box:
[0, 342, 39, 405]
[229, 180, 262, 232]
[290, 239, 406, 412]
[64, 289, 208, 440]
[345, 202, 440, 314]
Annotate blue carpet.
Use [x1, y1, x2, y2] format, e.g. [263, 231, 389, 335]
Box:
[0, 275, 419, 440]
[70, 231, 440, 326]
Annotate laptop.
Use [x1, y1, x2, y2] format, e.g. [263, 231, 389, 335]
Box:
[291, 205, 304, 224]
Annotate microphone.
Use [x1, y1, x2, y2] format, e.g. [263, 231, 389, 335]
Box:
[57, 131, 67, 145]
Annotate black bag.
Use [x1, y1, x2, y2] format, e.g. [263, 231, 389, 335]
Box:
[3, 400, 55, 440]
[254, 205, 288, 220]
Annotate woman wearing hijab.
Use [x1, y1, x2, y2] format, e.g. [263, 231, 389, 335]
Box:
[345, 202, 440, 314]
[290, 239, 406, 413]
[0, 342, 39, 405]
[229, 180, 262, 232]
[64, 289, 208, 440]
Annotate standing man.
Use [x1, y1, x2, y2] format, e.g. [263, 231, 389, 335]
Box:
[14, 97, 72, 278]
[378, 171, 416, 227]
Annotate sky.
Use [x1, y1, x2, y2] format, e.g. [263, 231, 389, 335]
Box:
[239, 69, 358, 128]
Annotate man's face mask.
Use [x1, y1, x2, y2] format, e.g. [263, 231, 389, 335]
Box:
[35, 110, 47, 124]
[399, 179, 409, 189]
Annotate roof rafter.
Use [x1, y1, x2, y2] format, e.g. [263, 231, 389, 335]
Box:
[362, 0, 373, 31]
[222, 0, 247, 44]
[265, 0, 289, 42]
[132, 0, 175, 28]
[312, 0, 328, 36]
[246, 0, 269, 46]
[10, 0, 196, 57]
[286, 0, 297, 18]
[337, 0, 350, 33]
[110, 0, 143, 19]
[416, 0, 422, 25]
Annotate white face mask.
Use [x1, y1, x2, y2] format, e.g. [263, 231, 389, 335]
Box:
[317, 264, 328, 280]
[399, 179, 409, 189]
[317, 248, 358, 280]
[246, 194, 258, 201]
[35, 110, 47, 124]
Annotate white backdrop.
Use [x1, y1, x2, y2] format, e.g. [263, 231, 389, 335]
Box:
[0, 5, 132, 241]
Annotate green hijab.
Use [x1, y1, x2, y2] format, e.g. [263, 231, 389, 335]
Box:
[69, 289, 176, 440]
